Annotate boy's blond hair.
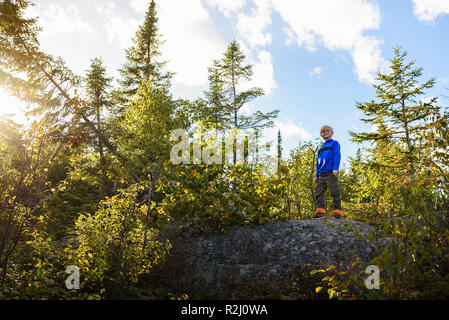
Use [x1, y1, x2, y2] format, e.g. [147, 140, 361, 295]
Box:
[320, 125, 333, 133]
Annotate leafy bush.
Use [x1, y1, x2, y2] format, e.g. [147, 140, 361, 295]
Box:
[160, 163, 290, 234]
[67, 184, 171, 299]
[0, 228, 71, 299]
[311, 183, 449, 299]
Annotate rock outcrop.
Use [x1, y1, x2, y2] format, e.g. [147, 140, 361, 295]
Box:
[150, 218, 387, 298]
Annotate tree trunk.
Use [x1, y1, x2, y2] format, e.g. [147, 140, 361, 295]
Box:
[401, 99, 415, 175]
[232, 60, 237, 165]
[96, 105, 108, 197]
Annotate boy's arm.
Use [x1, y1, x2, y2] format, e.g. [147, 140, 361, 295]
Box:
[332, 141, 341, 171]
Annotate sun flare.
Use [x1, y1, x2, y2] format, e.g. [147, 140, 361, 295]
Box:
[0, 88, 27, 124]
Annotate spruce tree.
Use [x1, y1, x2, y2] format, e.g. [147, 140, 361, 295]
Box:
[0, 0, 134, 180]
[85, 58, 113, 196]
[204, 40, 279, 164]
[118, 0, 172, 101]
[0, 0, 80, 117]
[350, 47, 440, 176]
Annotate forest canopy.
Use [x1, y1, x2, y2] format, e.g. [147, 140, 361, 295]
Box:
[1, 0, 449, 300]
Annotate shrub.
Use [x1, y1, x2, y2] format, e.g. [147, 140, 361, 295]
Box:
[160, 163, 289, 234]
[68, 184, 171, 299]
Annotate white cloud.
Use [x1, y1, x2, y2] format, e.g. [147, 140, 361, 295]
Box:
[94, 1, 116, 17]
[93, 1, 141, 49]
[93, 0, 226, 94]
[27, 4, 96, 38]
[130, 0, 148, 13]
[309, 66, 325, 78]
[277, 120, 313, 141]
[263, 120, 312, 142]
[412, 0, 449, 21]
[352, 35, 388, 84]
[236, 0, 272, 48]
[158, 0, 226, 87]
[252, 50, 277, 95]
[239, 50, 277, 95]
[270, 0, 386, 84]
[283, 26, 296, 46]
[104, 14, 140, 49]
[205, 0, 246, 16]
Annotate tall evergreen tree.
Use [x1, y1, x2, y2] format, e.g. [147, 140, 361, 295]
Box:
[204, 40, 279, 164]
[118, 0, 171, 101]
[350, 46, 440, 176]
[85, 58, 113, 196]
[0, 0, 136, 181]
[0, 0, 80, 118]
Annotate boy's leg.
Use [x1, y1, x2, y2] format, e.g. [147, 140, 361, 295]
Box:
[314, 174, 327, 214]
[327, 174, 342, 217]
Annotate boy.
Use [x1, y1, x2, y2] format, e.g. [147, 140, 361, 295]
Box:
[313, 125, 342, 219]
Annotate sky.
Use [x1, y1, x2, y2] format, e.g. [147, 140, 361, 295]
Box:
[1, 0, 449, 168]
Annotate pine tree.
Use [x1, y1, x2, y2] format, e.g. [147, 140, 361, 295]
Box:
[0, 0, 80, 117]
[0, 0, 136, 181]
[118, 0, 172, 101]
[85, 58, 113, 196]
[350, 47, 440, 176]
[204, 40, 279, 164]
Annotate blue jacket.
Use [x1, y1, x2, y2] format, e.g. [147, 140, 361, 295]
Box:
[315, 139, 341, 177]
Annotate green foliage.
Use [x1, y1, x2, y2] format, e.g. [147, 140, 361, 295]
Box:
[118, 0, 172, 100]
[0, 116, 70, 286]
[2, 2, 449, 300]
[44, 148, 114, 239]
[204, 40, 279, 137]
[84, 57, 114, 196]
[118, 82, 190, 174]
[307, 48, 449, 299]
[284, 140, 320, 218]
[0, 226, 71, 300]
[68, 184, 171, 299]
[311, 181, 449, 300]
[346, 47, 447, 222]
[350, 46, 440, 176]
[370, 183, 449, 299]
[310, 265, 358, 300]
[160, 163, 289, 234]
[0, 225, 63, 300]
[0, 0, 80, 117]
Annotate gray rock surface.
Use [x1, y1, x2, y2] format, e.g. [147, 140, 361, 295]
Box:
[151, 218, 387, 298]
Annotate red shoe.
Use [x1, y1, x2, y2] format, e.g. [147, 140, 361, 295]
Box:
[332, 209, 343, 219]
[313, 208, 326, 219]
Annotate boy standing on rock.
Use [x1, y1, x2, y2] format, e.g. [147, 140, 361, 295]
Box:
[313, 125, 342, 219]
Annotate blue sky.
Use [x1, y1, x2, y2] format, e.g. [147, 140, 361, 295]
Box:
[1, 0, 448, 168]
